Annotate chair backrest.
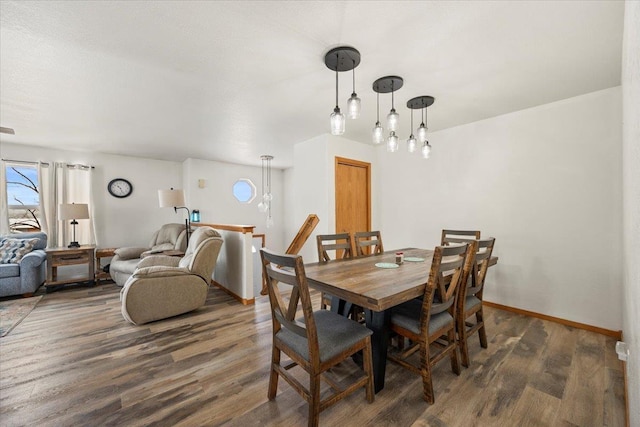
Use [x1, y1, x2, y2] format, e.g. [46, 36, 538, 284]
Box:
[260, 248, 320, 364]
[441, 229, 481, 246]
[423, 242, 475, 319]
[316, 233, 353, 262]
[178, 227, 223, 282]
[149, 223, 188, 252]
[354, 231, 384, 256]
[466, 237, 495, 298]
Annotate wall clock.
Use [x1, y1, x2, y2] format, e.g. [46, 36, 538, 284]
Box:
[107, 178, 133, 198]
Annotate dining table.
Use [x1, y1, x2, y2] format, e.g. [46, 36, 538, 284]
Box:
[304, 247, 498, 393]
[305, 247, 434, 393]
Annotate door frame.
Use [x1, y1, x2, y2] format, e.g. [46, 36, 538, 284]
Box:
[334, 156, 372, 235]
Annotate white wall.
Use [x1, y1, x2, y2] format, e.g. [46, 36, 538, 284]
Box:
[1, 142, 183, 247]
[622, 0, 640, 423]
[379, 87, 623, 331]
[182, 157, 284, 252]
[288, 134, 379, 262]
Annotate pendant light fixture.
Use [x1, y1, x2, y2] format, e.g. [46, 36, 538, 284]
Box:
[407, 96, 435, 159]
[347, 60, 361, 119]
[258, 155, 275, 227]
[373, 76, 403, 153]
[372, 92, 384, 144]
[407, 108, 417, 153]
[325, 46, 361, 135]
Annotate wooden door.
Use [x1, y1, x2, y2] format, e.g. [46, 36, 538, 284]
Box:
[335, 157, 371, 254]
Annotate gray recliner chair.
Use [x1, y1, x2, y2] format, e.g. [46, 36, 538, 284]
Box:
[120, 226, 223, 325]
[110, 223, 187, 287]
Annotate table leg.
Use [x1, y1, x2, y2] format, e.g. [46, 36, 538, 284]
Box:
[365, 309, 391, 393]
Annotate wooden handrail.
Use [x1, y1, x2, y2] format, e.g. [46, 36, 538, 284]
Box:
[193, 223, 255, 234]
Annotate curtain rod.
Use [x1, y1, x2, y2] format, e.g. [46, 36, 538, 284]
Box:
[1, 158, 94, 169]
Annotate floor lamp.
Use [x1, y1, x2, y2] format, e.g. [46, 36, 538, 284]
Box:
[58, 203, 90, 248]
[158, 188, 191, 242]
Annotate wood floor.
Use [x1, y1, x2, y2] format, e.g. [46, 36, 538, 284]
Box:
[0, 283, 626, 426]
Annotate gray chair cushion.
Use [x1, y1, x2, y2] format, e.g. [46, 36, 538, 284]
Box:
[276, 310, 372, 363]
[465, 295, 482, 311]
[391, 299, 454, 336]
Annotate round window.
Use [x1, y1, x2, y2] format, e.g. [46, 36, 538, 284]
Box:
[232, 179, 256, 203]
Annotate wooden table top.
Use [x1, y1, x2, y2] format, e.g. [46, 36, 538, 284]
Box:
[305, 248, 434, 312]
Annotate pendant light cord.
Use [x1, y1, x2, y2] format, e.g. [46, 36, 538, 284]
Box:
[376, 92, 380, 122]
[391, 81, 395, 110]
[352, 60, 356, 94]
[335, 68, 339, 108]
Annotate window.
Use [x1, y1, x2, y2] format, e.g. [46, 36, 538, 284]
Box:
[232, 179, 256, 203]
[6, 165, 43, 232]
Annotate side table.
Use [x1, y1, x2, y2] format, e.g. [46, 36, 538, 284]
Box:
[45, 246, 96, 290]
[95, 248, 117, 282]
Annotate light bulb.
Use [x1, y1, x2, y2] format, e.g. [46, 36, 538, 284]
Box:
[407, 135, 417, 153]
[266, 216, 274, 228]
[422, 141, 432, 159]
[417, 123, 428, 143]
[387, 131, 399, 153]
[258, 201, 268, 213]
[372, 122, 384, 144]
[330, 107, 345, 135]
[387, 108, 399, 131]
[347, 93, 361, 119]
[263, 192, 273, 202]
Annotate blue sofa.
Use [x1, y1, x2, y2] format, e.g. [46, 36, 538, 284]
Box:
[0, 232, 47, 297]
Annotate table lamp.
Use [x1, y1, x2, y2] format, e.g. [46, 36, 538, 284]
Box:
[58, 203, 90, 248]
[158, 188, 191, 241]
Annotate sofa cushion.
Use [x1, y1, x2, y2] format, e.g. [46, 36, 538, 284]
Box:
[0, 264, 20, 278]
[0, 238, 39, 264]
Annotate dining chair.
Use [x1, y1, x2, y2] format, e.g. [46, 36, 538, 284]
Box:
[457, 237, 496, 367]
[388, 242, 475, 404]
[316, 233, 354, 309]
[441, 229, 481, 246]
[260, 248, 374, 427]
[354, 230, 384, 256]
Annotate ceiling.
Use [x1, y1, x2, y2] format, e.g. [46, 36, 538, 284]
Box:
[0, 1, 624, 169]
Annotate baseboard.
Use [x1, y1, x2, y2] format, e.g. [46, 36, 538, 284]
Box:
[210, 280, 255, 305]
[483, 300, 622, 339]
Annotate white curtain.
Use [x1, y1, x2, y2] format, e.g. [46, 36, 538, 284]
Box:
[51, 163, 97, 248]
[36, 162, 50, 239]
[0, 160, 9, 235]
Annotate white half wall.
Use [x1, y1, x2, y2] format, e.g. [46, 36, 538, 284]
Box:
[621, 0, 640, 423]
[379, 87, 623, 331]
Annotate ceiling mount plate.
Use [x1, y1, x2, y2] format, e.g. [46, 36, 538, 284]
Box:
[324, 47, 361, 71]
[260, 155, 274, 161]
[372, 76, 404, 93]
[407, 96, 435, 109]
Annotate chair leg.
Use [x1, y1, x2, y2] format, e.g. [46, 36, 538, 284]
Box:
[448, 328, 461, 376]
[476, 309, 488, 348]
[458, 315, 470, 368]
[268, 346, 280, 400]
[362, 337, 375, 403]
[419, 342, 435, 404]
[309, 373, 321, 427]
[320, 292, 327, 310]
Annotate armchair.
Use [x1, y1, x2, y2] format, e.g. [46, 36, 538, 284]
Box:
[0, 232, 47, 297]
[120, 226, 223, 325]
[110, 223, 188, 287]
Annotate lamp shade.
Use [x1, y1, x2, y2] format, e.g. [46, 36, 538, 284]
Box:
[58, 203, 89, 220]
[158, 189, 185, 207]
